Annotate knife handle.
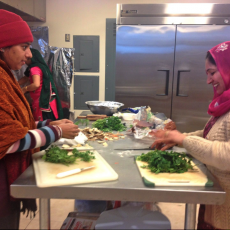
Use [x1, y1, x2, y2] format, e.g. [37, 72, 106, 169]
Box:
[56, 168, 81, 178]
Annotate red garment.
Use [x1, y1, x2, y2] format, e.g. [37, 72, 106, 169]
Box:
[29, 66, 59, 121]
[208, 41, 230, 117]
[0, 60, 39, 193]
[203, 116, 219, 139]
[0, 10, 33, 48]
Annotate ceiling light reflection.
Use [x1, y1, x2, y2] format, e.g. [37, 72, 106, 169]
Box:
[165, 4, 214, 15]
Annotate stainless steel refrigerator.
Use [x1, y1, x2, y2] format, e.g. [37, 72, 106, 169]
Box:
[115, 3, 230, 132]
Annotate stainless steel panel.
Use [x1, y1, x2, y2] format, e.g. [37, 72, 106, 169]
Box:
[119, 17, 230, 25]
[172, 25, 230, 132]
[115, 25, 176, 118]
[117, 3, 230, 25]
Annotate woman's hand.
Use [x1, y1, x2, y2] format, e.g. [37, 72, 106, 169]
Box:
[18, 76, 30, 86]
[58, 123, 80, 139]
[150, 130, 186, 150]
[50, 119, 73, 126]
[22, 87, 27, 94]
[164, 121, 176, 130]
[150, 140, 176, 151]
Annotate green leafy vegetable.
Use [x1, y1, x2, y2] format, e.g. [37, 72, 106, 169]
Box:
[137, 150, 194, 174]
[75, 119, 89, 126]
[92, 116, 126, 132]
[42, 145, 95, 166]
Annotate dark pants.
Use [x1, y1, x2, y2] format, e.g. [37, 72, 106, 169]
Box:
[0, 201, 20, 229]
[197, 204, 221, 230]
[0, 159, 21, 229]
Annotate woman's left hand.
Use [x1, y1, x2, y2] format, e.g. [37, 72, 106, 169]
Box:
[50, 119, 73, 126]
[164, 121, 176, 130]
[150, 129, 186, 150]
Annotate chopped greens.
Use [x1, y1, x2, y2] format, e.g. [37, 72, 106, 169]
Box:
[92, 116, 126, 132]
[137, 150, 194, 174]
[42, 145, 95, 166]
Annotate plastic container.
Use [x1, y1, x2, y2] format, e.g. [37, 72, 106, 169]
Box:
[122, 113, 136, 121]
[95, 206, 171, 229]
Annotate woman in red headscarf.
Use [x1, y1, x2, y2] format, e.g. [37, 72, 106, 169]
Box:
[151, 41, 230, 230]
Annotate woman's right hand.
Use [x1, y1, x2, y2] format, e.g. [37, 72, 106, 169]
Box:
[150, 139, 177, 151]
[50, 119, 73, 126]
[150, 129, 185, 151]
[58, 124, 80, 139]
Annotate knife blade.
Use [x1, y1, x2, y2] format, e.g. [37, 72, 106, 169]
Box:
[114, 147, 155, 150]
[61, 148, 95, 151]
[56, 166, 95, 178]
[114, 146, 173, 151]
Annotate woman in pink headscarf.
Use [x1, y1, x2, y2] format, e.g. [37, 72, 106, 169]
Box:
[151, 41, 230, 230]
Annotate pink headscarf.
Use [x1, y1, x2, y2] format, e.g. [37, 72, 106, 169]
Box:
[208, 41, 230, 117]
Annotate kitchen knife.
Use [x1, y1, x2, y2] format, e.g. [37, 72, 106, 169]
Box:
[61, 147, 101, 151]
[114, 147, 155, 150]
[114, 146, 174, 150]
[56, 166, 95, 178]
[63, 147, 155, 151]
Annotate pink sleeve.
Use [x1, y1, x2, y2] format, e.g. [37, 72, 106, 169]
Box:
[30, 66, 43, 77]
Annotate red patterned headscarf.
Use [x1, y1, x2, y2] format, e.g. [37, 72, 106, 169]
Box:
[208, 41, 230, 117]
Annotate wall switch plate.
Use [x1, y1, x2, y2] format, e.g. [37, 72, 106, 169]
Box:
[65, 34, 70, 42]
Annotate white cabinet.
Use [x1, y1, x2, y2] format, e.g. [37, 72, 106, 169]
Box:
[0, 0, 46, 22]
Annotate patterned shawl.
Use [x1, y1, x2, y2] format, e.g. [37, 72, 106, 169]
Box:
[0, 59, 38, 186]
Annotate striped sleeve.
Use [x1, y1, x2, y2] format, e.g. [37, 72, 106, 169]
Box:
[6, 125, 62, 154]
[35, 119, 52, 128]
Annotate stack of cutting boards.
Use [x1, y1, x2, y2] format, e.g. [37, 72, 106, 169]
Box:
[77, 114, 107, 121]
[32, 148, 118, 187]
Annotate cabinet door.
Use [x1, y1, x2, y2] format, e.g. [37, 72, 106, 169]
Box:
[115, 25, 176, 118]
[172, 25, 230, 132]
[74, 75, 99, 110]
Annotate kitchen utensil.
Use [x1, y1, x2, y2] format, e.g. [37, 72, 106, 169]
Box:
[32, 150, 118, 187]
[77, 114, 108, 121]
[114, 146, 174, 151]
[114, 147, 155, 150]
[135, 156, 213, 187]
[85, 101, 124, 116]
[61, 147, 154, 151]
[56, 166, 95, 178]
[61, 147, 100, 151]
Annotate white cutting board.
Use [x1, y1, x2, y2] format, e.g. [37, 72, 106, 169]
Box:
[135, 157, 213, 187]
[32, 149, 118, 188]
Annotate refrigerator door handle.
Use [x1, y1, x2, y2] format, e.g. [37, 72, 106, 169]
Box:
[176, 70, 190, 97]
[156, 70, 169, 96]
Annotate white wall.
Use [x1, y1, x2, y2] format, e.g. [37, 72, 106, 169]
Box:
[28, 0, 230, 117]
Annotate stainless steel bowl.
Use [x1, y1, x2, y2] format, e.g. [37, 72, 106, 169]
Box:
[85, 101, 124, 116]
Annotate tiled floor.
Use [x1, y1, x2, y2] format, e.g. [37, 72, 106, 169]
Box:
[19, 199, 199, 229]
